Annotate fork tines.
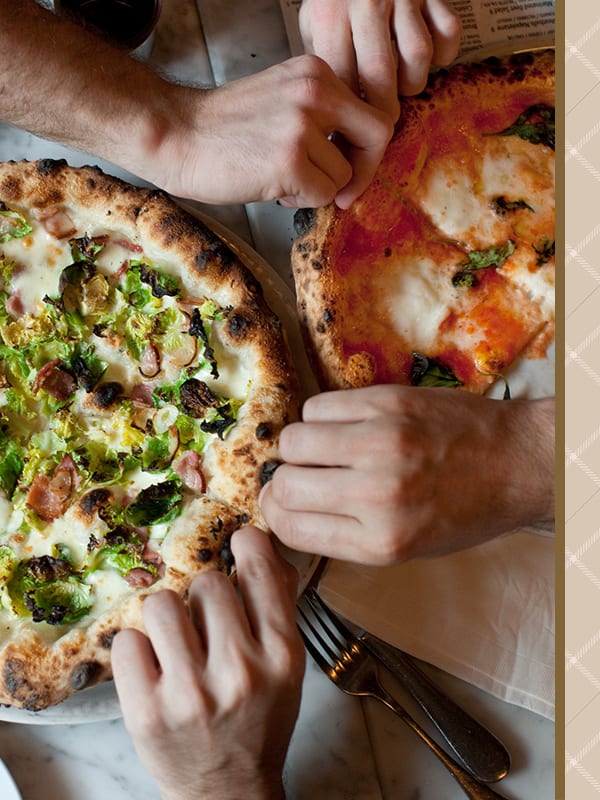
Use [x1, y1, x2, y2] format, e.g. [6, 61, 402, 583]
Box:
[297, 588, 359, 671]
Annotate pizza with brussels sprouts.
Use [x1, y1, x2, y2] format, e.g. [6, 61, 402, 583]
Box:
[0, 159, 297, 710]
[292, 49, 555, 394]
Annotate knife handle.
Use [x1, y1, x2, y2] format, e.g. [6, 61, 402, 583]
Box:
[358, 631, 511, 784]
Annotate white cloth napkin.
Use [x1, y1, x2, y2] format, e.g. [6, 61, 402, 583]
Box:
[319, 529, 555, 720]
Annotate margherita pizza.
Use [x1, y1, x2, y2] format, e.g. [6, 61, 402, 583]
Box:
[0, 159, 297, 710]
[292, 49, 555, 394]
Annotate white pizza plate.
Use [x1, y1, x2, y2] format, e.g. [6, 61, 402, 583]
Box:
[0, 756, 22, 800]
[0, 209, 321, 725]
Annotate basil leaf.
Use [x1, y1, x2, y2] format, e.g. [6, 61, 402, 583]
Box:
[490, 104, 555, 150]
[533, 239, 555, 266]
[452, 241, 515, 288]
[491, 197, 534, 215]
[410, 353, 463, 388]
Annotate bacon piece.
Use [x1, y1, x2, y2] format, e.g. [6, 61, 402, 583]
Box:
[125, 568, 157, 588]
[26, 454, 80, 521]
[173, 450, 206, 494]
[38, 208, 77, 239]
[32, 359, 61, 394]
[5, 292, 24, 319]
[114, 239, 143, 253]
[141, 544, 165, 577]
[141, 544, 163, 566]
[131, 382, 156, 407]
[32, 359, 77, 400]
[115, 260, 130, 280]
[51, 453, 80, 495]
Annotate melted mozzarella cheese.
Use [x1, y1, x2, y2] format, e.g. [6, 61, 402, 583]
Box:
[374, 254, 459, 349]
[84, 569, 136, 615]
[3, 234, 69, 314]
[412, 136, 554, 251]
[413, 159, 508, 246]
[500, 253, 555, 319]
[480, 137, 555, 215]
[0, 199, 254, 640]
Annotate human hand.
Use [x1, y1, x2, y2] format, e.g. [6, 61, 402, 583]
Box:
[111, 526, 305, 800]
[154, 55, 394, 210]
[259, 386, 555, 565]
[0, 5, 392, 210]
[299, 0, 462, 117]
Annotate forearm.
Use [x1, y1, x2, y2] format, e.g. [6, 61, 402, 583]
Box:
[0, 0, 180, 183]
[0, 3, 394, 207]
[497, 396, 555, 533]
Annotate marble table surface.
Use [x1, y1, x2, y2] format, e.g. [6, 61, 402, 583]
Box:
[0, 0, 554, 798]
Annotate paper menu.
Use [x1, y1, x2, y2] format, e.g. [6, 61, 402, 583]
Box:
[279, 0, 555, 59]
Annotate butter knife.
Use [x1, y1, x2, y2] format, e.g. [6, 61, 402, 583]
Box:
[357, 629, 511, 784]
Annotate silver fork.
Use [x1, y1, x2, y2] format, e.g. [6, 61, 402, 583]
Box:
[298, 589, 512, 800]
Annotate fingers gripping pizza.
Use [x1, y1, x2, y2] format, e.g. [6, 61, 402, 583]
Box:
[292, 49, 555, 394]
[0, 159, 297, 710]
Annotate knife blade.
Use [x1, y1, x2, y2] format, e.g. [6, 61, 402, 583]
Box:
[357, 629, 511, 784]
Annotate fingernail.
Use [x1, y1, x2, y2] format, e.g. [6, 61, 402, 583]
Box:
[258, 481, 271, 508]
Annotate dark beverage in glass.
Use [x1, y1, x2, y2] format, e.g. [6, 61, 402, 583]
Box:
[55, 0, 161, 50]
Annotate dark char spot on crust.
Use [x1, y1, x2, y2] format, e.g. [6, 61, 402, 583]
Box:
[195, 238, 236, 272]
[36, 158, 68, 176]
[70, 661, 102, 691]
[293, 208, 316, 237]
[255, 422, 273, 440]
[98, 629, 119, 649]
[3, 659, 44, 710]
[4, 658, 29, 696]
[259, 459, 281, 486]
[228, 313, 250, 338]
[218, 535, 235, 573]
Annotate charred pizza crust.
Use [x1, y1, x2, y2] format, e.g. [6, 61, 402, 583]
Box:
[0, 159, 297, 710]
[292, 49, 555, 393]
